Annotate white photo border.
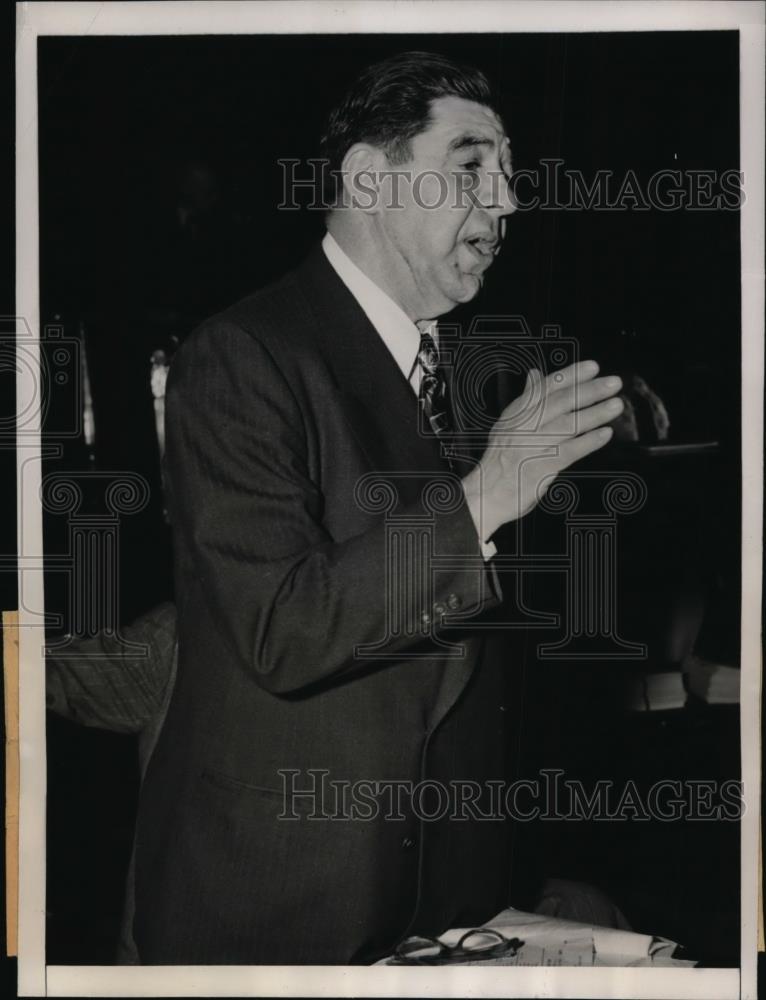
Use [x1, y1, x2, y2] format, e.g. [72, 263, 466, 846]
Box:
[15, 2, 764, 997]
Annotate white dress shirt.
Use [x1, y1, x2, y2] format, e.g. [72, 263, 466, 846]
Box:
[322, 232, 496, 558]
[322, 232, 429, 392]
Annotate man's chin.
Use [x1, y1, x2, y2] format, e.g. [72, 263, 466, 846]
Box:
[453, 272, 484, 302]
[428, 272, 484, 317]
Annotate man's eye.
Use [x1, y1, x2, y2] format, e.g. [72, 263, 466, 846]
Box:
[460, 160, 481, 171]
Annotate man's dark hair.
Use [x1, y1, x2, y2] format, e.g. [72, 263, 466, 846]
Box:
[319, 50, 499, 205]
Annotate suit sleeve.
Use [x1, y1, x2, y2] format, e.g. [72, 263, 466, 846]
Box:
[45, 602, 178, 733]
[165, 318, 501, 695]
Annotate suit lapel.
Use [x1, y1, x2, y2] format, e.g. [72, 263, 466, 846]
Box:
[295, 245, 480, 726]
[296, 245, 447, 479]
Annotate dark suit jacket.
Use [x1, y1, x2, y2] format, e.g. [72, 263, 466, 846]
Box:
[133, 244, 522, 964]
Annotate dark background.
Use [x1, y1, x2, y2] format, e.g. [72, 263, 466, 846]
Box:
[36, 32, 741, 965]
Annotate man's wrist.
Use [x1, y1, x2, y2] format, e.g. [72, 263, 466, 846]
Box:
[462, 467, 496, 557]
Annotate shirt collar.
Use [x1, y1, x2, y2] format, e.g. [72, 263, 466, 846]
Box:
[322, 231, 423, 384]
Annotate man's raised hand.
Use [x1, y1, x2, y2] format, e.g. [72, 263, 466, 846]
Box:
[462, 360, 624, 541]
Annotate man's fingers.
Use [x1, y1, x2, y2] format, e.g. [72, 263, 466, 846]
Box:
[532, 375, 623, 429]
[542, 360, 600, 395]
[498, 368, 621, 432]
[523, 361, 599, 402]
[557, 425, 614, 469]
[544, 395, 624, 438]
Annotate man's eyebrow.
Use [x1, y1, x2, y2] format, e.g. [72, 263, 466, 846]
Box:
[447, 133, 496, 154]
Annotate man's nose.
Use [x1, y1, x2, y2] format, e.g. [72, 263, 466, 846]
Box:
[477, 169, 516, 218]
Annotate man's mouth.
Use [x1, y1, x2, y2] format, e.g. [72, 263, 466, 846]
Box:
[462, 235, 500, 267]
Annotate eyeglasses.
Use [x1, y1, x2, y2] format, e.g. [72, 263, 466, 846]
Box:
[391, 927, 524, 965]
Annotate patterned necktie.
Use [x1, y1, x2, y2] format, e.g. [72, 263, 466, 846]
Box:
[417, 326, 453, 442]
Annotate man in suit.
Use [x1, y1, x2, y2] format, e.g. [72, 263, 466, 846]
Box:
[132, 50, 623, 964]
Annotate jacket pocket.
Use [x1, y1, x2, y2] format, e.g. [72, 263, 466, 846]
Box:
[199, 766, 318, 818]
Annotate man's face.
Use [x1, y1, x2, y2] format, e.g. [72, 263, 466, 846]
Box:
[376, 95, 514, 321]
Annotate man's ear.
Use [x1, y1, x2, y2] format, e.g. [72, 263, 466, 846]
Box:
[339, 143, 386, 213]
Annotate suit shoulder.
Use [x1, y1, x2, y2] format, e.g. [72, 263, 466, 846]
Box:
[181, 265, 316, 363]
